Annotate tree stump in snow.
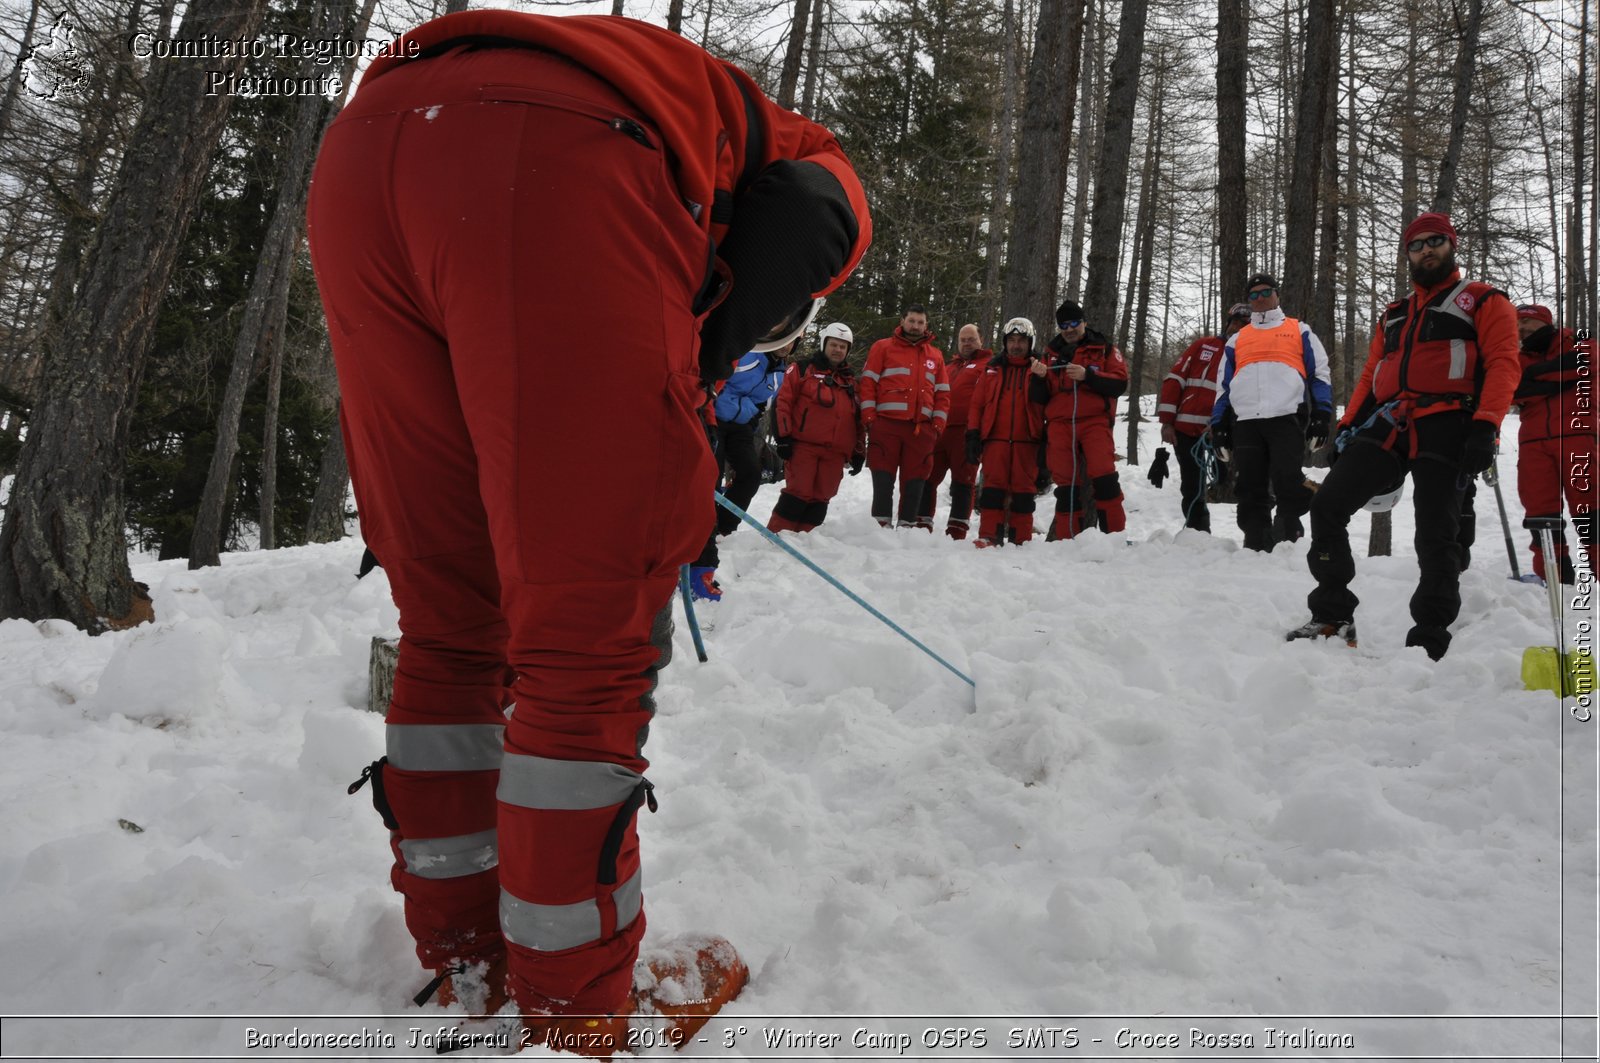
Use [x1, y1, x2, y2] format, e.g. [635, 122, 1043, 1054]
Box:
[369, 636, 398, 715]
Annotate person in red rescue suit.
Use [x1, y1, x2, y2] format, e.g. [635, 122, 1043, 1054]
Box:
[1030, 299, 1130, 539]
[1289, 212, 1517, 660]
[1513, 302, 1597, 583]
[304, 10, 870, 1051]
[859, 305, 951, 527]
[966, 317, 1049, 544]
[1156, 304, 1250, 531]
[916, 323, 991, 538]
[767, 322, 866, 532]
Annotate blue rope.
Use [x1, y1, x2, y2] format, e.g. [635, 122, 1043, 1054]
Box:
[677, 565, 709, 663]
[713, 491, 976, 689]
[1183, 432, 1219, 529]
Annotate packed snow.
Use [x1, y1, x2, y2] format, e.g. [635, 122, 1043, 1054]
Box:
[1, 409, 1595, 1061]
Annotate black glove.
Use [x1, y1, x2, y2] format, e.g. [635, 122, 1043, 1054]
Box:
[964, 429, 982, 467]
[1307, 409, 1332, 449]
[1460, 419, 1498, 476]
[848, 452, 864, 476]
[1210, 420, 1231, 452]
[1147, 447, 1170, 488]
[775, 436, 795, 461]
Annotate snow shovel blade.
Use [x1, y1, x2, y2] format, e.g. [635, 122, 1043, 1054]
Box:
[1521, 646, 1596, 697]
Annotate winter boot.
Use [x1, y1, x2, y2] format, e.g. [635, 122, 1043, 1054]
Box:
[688, 566, 722, 602]
[1008, 513, 1034, 544]
[1286, 618, 1358, 648]
[945, 518, 970, 541]
[1052, 511, 1083, 540]
[523, 935, 749, 1057]
[416, 955, 511, 1017]
[975, 508, 1005, 545]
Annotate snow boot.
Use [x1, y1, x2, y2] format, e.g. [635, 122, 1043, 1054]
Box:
[688, 566, 722, 602]
[524, 934, 749, 1057]
[1007, 513, 1034, 544]
[945, 519, 969, 541]
[416, 954, 511, 1017]
[1286, 618, 1357, 648]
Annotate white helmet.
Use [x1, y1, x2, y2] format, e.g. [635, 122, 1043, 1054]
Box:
[752, 297, 825, 353]
[1364, 482, 1405, 513]
[819, 322, 854, 348]
[1002, 316, 1036, 344]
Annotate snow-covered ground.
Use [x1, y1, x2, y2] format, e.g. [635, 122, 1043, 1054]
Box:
[1, 412, 1595, 1061]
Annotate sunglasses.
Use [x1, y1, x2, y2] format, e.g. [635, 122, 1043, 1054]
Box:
[1059, 319, 1083, 329]
[1406, 234, 1450, 253]
[1246, 288, 1275, 302]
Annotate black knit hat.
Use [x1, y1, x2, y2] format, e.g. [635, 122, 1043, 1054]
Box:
[1245, 273, 1278, 293]
[1055, 299, 1085, 327]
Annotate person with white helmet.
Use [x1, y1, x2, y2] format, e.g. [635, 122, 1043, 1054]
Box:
[966, 317, 1049, 545]
[767, 322, 866, 532]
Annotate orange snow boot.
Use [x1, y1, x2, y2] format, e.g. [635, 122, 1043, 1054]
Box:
[527, 934, 749, 1057]
[417, 954, 512, 1017]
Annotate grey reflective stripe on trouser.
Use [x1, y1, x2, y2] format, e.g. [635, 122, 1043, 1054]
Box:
[386, 724, 506, 772]
[500, 869, 643, 951]
[878, 401, 910, 413]
[399, 829, 499, 879]
[498, 753, 644, 810]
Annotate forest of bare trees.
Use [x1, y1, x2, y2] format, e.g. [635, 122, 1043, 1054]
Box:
[0, 0, 1593, 628]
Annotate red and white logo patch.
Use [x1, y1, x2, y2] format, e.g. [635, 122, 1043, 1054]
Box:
[1455, 292, 1476, 312]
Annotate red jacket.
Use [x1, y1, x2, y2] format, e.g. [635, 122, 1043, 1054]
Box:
[860, 328, 950, 429]
[1515, 325, 1594, 443]
[1344, 270, 1519, 428]
[775, 357, 864, 457]
[969, 353, 1046, 443]
[944, 348, 992, 429]
[366, 13, 870, 288]
[1157, 336, 1225, 434]
[1033, 329, 1129, 424]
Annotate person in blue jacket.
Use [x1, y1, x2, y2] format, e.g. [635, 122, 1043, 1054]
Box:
[688, 340, 791, 599]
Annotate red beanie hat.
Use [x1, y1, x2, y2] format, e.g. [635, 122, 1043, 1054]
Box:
[1516, 303, 1554, 326]
[1403, 211, 1458, 247]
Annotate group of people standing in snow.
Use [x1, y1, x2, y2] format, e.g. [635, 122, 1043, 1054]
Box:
[697, 211, 1595, 666]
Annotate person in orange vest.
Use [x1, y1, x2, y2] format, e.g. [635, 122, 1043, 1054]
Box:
[1513, 302, 1597, 583]
[1032, 299, 1129, 539]
[767, 322, 865, 532]
[1156, 304, 1249, 531]
[859, 305, 951, 527]
[1289, 212, 1518, 658]
[918, 322, 991, 538]
[306, 10, 870, 1051]
[1209, 273, 1332, 552]
[967, 317, 1049, 544]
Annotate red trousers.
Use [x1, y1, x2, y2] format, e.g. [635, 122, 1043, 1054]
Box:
[975, 439, 1040, 543]
[1518, 434, 1600, 579]
[925, 423, 979, 511]
[1046, 418, 1124, 537]
[307, 47, 715, 1014]
[866, 416, 937, 480]
[768, 443, 848, 532]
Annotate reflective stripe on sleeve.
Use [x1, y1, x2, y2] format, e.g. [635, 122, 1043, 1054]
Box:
[386, 724, 505, 772]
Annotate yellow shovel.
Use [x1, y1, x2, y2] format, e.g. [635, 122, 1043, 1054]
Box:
[1521, 517, 1596, 697]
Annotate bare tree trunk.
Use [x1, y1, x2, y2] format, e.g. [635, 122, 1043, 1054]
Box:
[1215, 0, 1248, 313]
[612, 0, 626, 15]
[1080, 0, 1149, 331]
[1065, 0, 1097, 298]
[799, 0, 826, 117]
[306, 387, 351, 543]
[776, 0, 813, 109]
[0, 0, 43, 145]
[666, 0, 685, 34]
[0, 0, 271, 631]
[1341, 13, 1359, 405]
[979, 0, 1019, 340]
[1001, 0, 1086, 324]
[1431, 0, 1482, 212]
[1279, 0, 1336, 317]
[1312, 26, 1340, 362]
[1574, 0, 1593, 332]
[443, 0, 468, 12]
[1125, 66, 1165, 468]
[1395, 0, 1419, 298]
[191, 38, 334, 568]
[257, 289, 291, 550]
